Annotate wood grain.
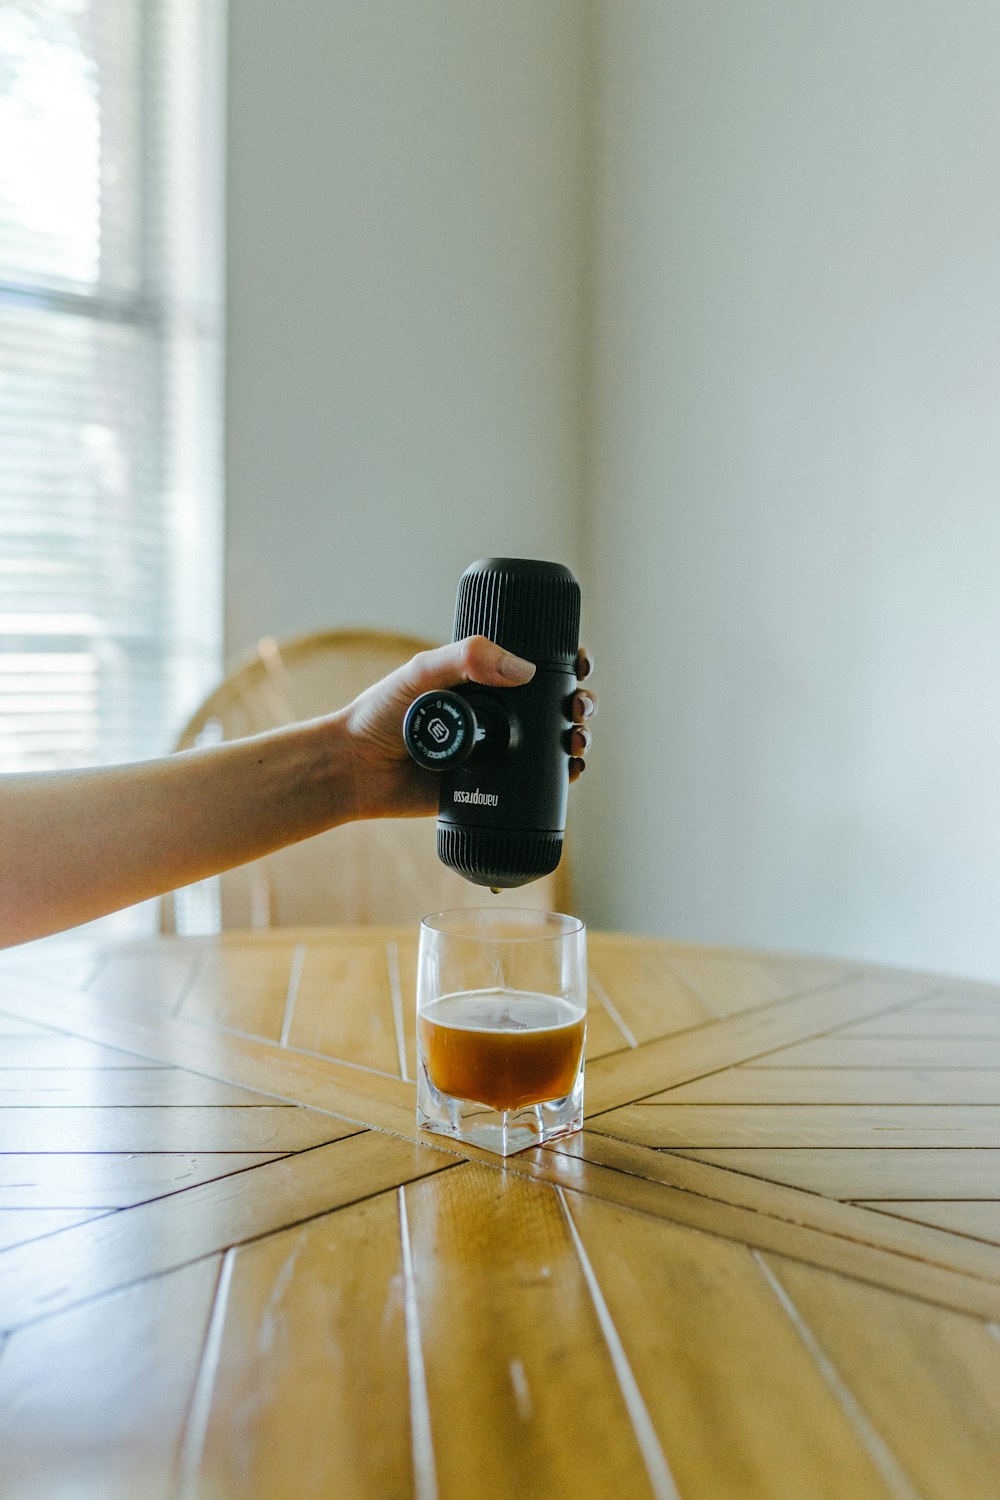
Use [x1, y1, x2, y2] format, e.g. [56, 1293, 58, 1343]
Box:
[0, 1255, 219, 1500]
[2, 925, 999, 1500]
[0, 1133, 452, 1331]
[0, 940, 102, 991]
[0, 1151, 286, 1209]
[87, 945, 205, 1013]
[0, 1036, 163, 1069]
[653, 1066, 1000, 1104]
[658, 944, 852, 1016]
[840, 1012, 1000, 1038]
[179, 942, 294, 1039]
[0, 1067, 280, 1107]
[764, 1253, 1000, 1500]
[525, 1135, 1000, 1319]
[591, 1103, 1000, 1149]
[0, 968, 419, 1136]
[0, 1105, 358, 1154]
[286, 935, 402, 1074]
[403, 1163, 661, 1500]
[911, 991, 1000, 1015]
[751, 1037, 1000, 1069]
[546, 1132, 1000, 1275]
[392, 932, 420, 1078]
[584, 973, 934, 1116]
[0, 1208, 106, 1252]
[860, 1201, 1000, 1245]
[674, 1147, 1000, 1200]
[192, 1190, 413, 1499]
[588, 934, 711, 1039]
[584, 991, 635, 1058]
[565, 1191, 898, 1499]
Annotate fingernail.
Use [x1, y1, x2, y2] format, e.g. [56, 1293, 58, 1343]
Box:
[500, 652, 535, 683]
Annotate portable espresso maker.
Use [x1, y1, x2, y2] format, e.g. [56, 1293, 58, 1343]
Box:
[402, 557, 581, 889]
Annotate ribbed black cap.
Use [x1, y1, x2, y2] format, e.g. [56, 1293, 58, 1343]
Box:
[453, 558, 580, 669]
[438, 824, 564, 888]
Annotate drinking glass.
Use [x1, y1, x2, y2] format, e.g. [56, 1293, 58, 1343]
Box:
[416, 907, 587, 1156]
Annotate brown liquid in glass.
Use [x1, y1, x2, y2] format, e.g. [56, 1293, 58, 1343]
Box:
[419, 991, 585, 1111]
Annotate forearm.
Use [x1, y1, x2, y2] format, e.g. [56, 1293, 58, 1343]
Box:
[0, 712, 356, 947]
[0, 634, 593, 949]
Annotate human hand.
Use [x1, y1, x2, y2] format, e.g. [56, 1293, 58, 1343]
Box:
[340, 635, 596, 821]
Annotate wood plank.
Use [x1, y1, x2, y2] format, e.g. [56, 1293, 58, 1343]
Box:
[16, 961, 915, 1149]
[403, 1163, 661, 1500]
[661, 944, 853, 1016]
[763, 1253, 1000, 1500]
[565, 1191, 897, 1499]
[591, 1103, 1000, 1150]
[87, 947, 205, 1013]
[0, 1254, 219, 1500]
[652, 1066, 1000, 1104]
[0, 1068, 283, 1107]
[584, 991, 634, 1058]
[0, 938, 102, 991]
[392, 932, 420, 1079]
[286, 935, 401, 1074]
[0, 1105, 359, 1154]
[674, 1147, 1000, 1200]
[3, 927, 1000, 1498]
[588, 933, 710, 1039]
[0, 1015, 50, 1037]
[753, 1037, 1000, 1068]
[0, 1209, 106, 1252]
[515, 1137, 1000, 1318]
[584, 973, 935, 1117]
[0, 1151, 285, 1209]
[840, 1012, 1000, 1038]
[0, 1036, 163, 1069]
[178, 942, 294, 1039]
[193, 1190, 413, 1499]
[911, 990, 1000, 1014]
[0, 969, 419, 1137]
[0, 1133, 456, 1330]
[861, 1201, 1000, 1245]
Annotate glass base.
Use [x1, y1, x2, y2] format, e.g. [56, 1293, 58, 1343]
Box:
[417, 1056, 584, 1157]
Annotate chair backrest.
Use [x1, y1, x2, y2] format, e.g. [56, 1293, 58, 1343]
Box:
[162, 629, 571, 932]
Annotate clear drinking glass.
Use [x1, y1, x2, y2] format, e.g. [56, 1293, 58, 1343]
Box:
[416, 908, 587, 1156]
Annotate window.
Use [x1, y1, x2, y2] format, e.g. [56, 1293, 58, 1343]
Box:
[0, 0, 224, 778]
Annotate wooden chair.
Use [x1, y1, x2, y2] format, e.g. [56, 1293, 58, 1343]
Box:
[162, 629, 570, 933]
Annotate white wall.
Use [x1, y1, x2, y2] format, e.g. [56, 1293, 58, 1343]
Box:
[226, 2, 1000, 982]
[576, 0, 1000, 979]
[225, 0, 591, 652]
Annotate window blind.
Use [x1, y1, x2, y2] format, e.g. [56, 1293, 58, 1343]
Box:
[0, 0, 224, 776]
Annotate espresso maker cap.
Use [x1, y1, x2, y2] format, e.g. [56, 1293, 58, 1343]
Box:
[454, 557, 580, 669]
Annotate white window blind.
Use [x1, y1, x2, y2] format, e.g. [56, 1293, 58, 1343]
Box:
[0, 0, 224, 775]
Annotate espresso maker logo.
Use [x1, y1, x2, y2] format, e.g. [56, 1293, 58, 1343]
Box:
[453, 788, 499, 807]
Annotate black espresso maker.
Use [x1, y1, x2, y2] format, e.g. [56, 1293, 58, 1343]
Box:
[402, 557, 581, 889]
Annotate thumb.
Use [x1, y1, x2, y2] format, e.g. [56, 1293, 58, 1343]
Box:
[402, 635, 536, 696]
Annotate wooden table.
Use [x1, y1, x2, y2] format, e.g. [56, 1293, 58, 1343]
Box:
[2, 926, 1000, 1499]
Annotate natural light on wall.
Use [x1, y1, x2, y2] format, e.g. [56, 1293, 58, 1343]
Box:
[0, 0, 225, 822]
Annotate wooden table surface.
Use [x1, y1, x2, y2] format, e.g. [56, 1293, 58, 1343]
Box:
[2, 925, 1000, 1499]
